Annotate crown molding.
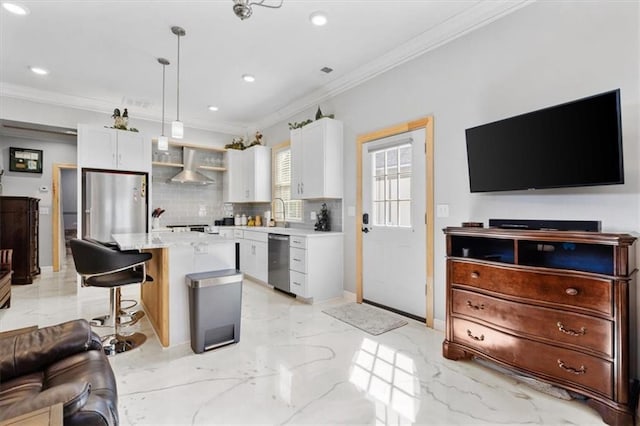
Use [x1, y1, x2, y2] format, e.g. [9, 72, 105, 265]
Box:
[253, 0, 533, 130]
[0, 82, 246, 135]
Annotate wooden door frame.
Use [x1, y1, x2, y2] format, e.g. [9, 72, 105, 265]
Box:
[356, 116, 435, 327]
[52, 163, 77, 272]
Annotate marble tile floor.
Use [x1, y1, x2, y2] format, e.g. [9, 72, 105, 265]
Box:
[0, 258, 607, 425]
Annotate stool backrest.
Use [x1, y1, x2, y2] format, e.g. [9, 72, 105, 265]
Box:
[70, 239, 151, 276]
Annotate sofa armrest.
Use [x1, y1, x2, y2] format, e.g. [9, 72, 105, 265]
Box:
[0, 320, 97, 382]
[0, 381, 91, 422]
[0, 325, 38, 340]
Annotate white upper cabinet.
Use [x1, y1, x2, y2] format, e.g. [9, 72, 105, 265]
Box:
[224, 145, 271, 203]
[78, 125, 150, 173]
[290, 118, 343, 199]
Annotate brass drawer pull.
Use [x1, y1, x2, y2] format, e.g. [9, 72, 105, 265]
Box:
[565, 288, 578, 296]
[470, 271, 480, 279]
[466, 330, 484, 341]
[557, 359, 586, 375]
[466, 301, 485, 310]
[557, 322, 586, 336]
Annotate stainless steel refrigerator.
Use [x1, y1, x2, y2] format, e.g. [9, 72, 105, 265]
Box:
[82, 170, 148, 242]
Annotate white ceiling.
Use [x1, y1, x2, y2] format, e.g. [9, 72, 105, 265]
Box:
[0, 0, 530, 135]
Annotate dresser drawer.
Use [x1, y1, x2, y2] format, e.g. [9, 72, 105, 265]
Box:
[290, 247, 306, 273]
[452, 317, 613, 398]
[451, 289, 613, 357]
[450, 261, 612, 316]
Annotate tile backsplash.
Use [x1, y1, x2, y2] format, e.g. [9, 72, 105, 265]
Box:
[151, 166, 225, 226]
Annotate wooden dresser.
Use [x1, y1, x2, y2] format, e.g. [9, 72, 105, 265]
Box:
[0, 197, 40, 284]
[443, 227, 637, 425]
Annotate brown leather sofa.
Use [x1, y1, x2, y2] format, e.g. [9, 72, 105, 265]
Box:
[0, 319, 119, 425]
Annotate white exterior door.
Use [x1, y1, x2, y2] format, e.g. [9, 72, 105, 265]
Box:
[362, 128, 427, 318]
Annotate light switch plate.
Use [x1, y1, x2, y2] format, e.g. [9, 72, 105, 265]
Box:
[436, 204, 449, 218]
[310, 211, 317, 220]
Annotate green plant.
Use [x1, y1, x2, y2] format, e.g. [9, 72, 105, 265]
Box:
[288, 119, 313, 130]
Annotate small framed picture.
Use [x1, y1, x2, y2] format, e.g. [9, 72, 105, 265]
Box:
[9, 147, 43, 173]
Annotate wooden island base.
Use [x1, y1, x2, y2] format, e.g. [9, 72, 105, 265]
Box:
[442, 227, 637, 426]
[141, 248, 170, 347]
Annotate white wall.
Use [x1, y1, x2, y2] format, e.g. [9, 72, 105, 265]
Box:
[263, 1, 640, 324]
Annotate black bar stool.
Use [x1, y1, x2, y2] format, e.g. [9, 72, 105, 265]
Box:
[70, 238, 153, 355]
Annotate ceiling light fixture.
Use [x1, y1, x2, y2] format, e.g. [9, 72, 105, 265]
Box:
[208, 106, 219, 112]
[171, 26, 186, 139]
[232, 0, 283, 21]
[2, 2, 29, 15]
[157, 57, 170, 151]
[309, 11, 327, 26]
[29, 66, 49, 75]
[242, 74, 255, 83]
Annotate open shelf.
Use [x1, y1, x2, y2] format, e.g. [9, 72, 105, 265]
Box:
[198, 165, 226, 172]
[451, 236, 515, 264]
[152, 161, 183, 168]
[518, 240, 614, 275]
[151, 138, 226, 152]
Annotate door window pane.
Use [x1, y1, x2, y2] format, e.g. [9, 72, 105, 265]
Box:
[369, 143, 412, 228]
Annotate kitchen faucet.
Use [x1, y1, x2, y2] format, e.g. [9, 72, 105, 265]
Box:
[273, 197, 289, 228]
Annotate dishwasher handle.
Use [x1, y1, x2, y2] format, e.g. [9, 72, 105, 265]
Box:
[268, 234, 290, 241]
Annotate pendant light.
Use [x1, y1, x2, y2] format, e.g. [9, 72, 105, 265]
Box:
[157, 57, 170, 151]
[171, 26, 186, 139]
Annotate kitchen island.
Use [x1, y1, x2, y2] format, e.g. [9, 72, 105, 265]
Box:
[113, 232, 236, 348]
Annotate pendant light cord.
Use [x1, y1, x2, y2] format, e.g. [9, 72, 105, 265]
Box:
[176, 34, 180, 122]
[161, 63, 166, 136]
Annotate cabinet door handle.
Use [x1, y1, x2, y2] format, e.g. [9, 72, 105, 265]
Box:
[466, 330, 484, 341]
[466, 301, 484, 310]
[565, 288, 578, 296]
[470, 271, 480, 279]
[557, 359, 586, 375]
[292, 281, 301, 286]
[118, 153, 122, 166]
[301, 182, 304, 193]
[557, 322, 586, 336]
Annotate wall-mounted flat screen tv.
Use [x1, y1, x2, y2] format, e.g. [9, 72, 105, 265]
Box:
[465, 89, 623, 193]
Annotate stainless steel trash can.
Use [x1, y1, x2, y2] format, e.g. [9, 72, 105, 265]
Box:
[186, 269, 243, 354]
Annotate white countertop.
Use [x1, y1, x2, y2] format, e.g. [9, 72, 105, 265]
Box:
[113, 232, 234, 250]
[220, 226, 343, 237]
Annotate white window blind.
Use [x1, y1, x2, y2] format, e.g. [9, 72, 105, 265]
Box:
[273, 148, 302, 221]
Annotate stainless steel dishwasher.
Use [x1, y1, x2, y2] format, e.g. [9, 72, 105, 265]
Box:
[268, 233, 290, 293]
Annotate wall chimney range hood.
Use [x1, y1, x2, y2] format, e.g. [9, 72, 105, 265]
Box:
[169, 147, 214, 185]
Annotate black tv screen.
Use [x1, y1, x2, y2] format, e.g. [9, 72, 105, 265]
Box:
[465, 89, 623, 193]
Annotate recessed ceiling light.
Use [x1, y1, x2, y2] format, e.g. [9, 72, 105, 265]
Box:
[29, 66, 49, 76]
[208, 105, 219, 112]
[242, 74, 255, 83]
[309, 11, 327, 26]
[2, 2, 30, 15]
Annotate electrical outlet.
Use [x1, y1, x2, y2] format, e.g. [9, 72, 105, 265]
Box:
[310, 211, 317, 220]
[436, 204, 449, 218]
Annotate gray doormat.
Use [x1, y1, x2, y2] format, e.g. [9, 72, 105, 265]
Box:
[322, 303, 408, 335]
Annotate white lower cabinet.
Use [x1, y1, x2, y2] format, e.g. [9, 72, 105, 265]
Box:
[288, 234, 343, 302]
[239, 230, 268, 282]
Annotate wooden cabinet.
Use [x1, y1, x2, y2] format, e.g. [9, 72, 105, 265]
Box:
[442, 227, 636, 425]
[223, 145, 271, 203]
[78, 125, 150, 172]
[288, 234, 343, 302]
[0, 197, 40, 284]
[290, 118, 343, 200]
[238, 230, 268, 282]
